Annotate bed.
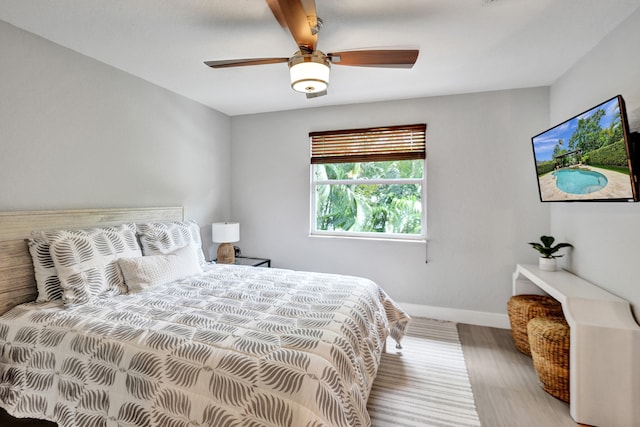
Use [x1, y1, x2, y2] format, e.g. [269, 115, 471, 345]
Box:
[0, 207, 410, 427]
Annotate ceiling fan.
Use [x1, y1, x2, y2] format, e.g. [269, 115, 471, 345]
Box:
[203, 0, 419, 98]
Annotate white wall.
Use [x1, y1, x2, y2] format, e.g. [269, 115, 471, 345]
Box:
[231, 88, 550, 326]
[0, 21, 232, 246]
[550, 8, 640, 321]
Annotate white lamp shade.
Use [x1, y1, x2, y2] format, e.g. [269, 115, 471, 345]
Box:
[290, 61, 330, 93]
[211, 222, 240, 243]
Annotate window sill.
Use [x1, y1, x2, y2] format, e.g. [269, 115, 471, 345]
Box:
[308, 233, 427, 244]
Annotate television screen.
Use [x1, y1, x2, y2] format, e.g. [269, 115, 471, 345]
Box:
[531, 95, 638, 202]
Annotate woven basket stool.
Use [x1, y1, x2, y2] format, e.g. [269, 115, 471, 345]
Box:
[507, 294, 563, 355]
[528, 316, 570, 402]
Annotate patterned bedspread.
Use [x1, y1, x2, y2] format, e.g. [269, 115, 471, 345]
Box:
[0, 264, 410, 427]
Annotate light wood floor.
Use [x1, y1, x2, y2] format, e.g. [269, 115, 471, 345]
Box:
[1, 323, 584, 427]
[458, 323, 583, 427]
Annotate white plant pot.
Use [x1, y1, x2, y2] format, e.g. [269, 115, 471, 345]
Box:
[539, 257, 556, 272]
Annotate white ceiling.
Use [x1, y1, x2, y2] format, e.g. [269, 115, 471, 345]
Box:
[1, 0, 639, 116]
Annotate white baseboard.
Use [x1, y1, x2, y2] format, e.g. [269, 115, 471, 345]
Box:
[398, 302, 510, 329]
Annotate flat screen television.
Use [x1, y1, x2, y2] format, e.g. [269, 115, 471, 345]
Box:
[531, 95, 639, 202]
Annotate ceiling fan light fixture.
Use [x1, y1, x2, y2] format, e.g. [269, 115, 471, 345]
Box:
[289, 50, 330, 94]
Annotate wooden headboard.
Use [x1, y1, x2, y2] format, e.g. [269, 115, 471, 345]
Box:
[0, 206, 184, 315]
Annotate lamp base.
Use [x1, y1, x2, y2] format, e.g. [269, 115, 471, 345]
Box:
[217, 242, 235, 264]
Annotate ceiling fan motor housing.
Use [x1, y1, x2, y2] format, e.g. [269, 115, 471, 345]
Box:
[288, 50, 331, 94]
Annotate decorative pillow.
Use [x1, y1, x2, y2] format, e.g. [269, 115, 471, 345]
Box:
[136, 220, 206, 265]
[27, 237, 63, 302]
[118, 245, 203, 292]
[43, 223, 142, 305]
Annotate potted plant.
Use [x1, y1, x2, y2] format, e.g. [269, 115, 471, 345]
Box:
[528, 235, 573, 271]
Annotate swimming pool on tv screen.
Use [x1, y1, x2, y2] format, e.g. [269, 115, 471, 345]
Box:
[554, 169, 608, 194]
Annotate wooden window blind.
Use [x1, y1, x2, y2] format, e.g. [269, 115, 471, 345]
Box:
[310, 123, 426, 164]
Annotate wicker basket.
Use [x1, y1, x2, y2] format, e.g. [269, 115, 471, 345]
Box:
[528, 316, 570, 402]
[507, 294, 563, 355]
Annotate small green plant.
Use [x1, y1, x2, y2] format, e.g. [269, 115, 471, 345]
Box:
[528, 235, 573, 259]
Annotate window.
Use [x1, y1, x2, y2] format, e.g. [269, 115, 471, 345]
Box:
[310, 124, 426, 240]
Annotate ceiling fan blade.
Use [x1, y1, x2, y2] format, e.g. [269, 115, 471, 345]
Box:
[328, 50, 419, 68]
[266, 0, 317, 50]
[300, 0, 318, 30]
[204, 57, 289, 69]
[266, 0, 287, 28]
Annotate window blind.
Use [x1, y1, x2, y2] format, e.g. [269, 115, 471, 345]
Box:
[310, 123, 426, 164]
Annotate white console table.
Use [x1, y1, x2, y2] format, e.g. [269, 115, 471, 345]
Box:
[512, 264, 640, 426]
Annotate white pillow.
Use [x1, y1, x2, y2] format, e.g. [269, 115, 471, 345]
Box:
[27, 237, 63, 302]
[118, 245, 203, 292]
[136, 220, 206, 265]
[43, 223, 142, 305]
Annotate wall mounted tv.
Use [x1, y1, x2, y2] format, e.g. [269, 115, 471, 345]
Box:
[531, 95, 639, 202]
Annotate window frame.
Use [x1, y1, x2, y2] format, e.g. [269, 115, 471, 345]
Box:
[309, 124, 427, 241]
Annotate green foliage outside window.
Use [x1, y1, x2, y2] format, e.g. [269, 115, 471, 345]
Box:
[314, 160, 423, 236]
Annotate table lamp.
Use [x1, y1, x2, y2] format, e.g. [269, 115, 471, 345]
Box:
[212, 222, 240, 264]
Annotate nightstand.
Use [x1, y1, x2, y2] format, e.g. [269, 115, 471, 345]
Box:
[216, 256, 271, 267]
